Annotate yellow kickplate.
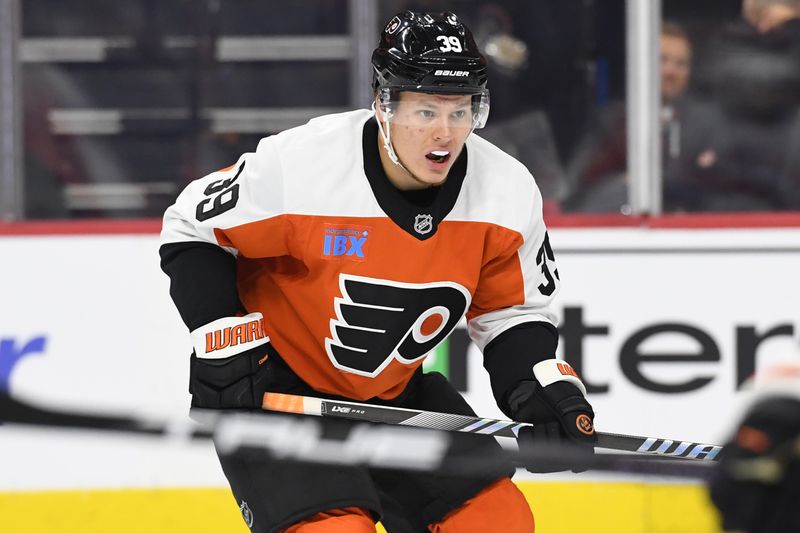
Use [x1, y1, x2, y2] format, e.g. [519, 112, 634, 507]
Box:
[0, 482, 721, 533]
[517, 481, 723, 533]
[0, 488, 248, 533]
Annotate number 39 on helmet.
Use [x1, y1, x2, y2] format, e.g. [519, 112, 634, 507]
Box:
[371, 11, 491, 130]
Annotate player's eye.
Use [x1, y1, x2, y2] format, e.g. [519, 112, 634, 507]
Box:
[417, 109, 436, 120]
[451, 109, 468, 121]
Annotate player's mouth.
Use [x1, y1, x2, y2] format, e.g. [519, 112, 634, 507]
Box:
[425, 150, 451, 169]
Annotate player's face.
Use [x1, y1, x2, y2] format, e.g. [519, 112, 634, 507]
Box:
[385, 92, 474, 189]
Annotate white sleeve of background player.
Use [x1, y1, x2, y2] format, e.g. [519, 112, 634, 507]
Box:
[160, 138, 284, 254]
[467, 184, 560, 351]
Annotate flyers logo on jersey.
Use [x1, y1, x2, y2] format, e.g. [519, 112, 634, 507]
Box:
[325, 274, 471, 377]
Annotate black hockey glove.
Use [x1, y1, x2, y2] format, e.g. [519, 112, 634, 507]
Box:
[189, 345, 272, 409]
[509, 359, 596, 473]
[709, 396, 800, 533]
[188, 313, 272, 409]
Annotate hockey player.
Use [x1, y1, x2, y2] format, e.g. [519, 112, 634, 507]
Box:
[709, 363, 800, 533]
[160, 11, 595, 533]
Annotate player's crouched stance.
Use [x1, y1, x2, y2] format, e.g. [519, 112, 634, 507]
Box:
[160, 10, 595, 533]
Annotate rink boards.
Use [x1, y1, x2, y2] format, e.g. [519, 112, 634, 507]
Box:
[1, 225, 798, 532]
[0, 481, 718, 533]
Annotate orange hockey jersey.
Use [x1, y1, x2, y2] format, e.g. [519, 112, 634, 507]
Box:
[161, 109, 560, 401]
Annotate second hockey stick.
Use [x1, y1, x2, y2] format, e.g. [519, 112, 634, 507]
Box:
[262, 392, 723, 461]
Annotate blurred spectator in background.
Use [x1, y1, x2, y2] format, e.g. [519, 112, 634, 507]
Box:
[23, 75, 73, 219]
[473, 3, 567, 205]
[698, 0, 800, 210]
[743, 0, 800, 34]
[562, 22, 720, 213]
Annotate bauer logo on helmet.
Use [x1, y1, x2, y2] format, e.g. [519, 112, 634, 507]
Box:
[434, 70, 470, 77]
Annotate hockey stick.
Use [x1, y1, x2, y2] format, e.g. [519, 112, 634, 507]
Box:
[0, 391, 716, 477]
[262, 392, 724, 462]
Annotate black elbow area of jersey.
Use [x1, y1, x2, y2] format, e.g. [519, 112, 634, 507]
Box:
[160, 241, 244, 330]
[482, 321, 559, 418]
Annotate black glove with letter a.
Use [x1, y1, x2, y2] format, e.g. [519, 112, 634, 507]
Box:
[188, 313, 272, 409]
[709, 395, 800, 533]
[508, 359, 596, 473]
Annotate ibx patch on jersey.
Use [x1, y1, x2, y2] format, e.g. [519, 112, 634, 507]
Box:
[325, 274, 471, 377]
[322, 224, 371, 261]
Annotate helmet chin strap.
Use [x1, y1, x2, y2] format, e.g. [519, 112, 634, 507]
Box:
[373, 101, 413, 175]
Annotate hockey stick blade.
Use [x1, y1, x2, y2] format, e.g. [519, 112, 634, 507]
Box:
[262, 392, 723, 462]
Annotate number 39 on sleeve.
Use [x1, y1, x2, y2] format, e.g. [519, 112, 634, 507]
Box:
[536, 232, 559, 296]
[195, 162, 244, 221]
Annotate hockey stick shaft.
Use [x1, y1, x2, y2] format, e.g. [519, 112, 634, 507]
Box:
[0, 392, 715, 477]
[262, 392, 723, 461]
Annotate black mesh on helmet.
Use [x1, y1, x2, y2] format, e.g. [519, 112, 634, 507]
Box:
[371, 11, 488, 95]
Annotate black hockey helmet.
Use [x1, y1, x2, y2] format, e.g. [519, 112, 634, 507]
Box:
[372, 11, 489, 95]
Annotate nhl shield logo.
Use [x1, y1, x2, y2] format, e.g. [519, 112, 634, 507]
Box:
[413, 214, 434, 235]
[240, 500, 254, 528]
